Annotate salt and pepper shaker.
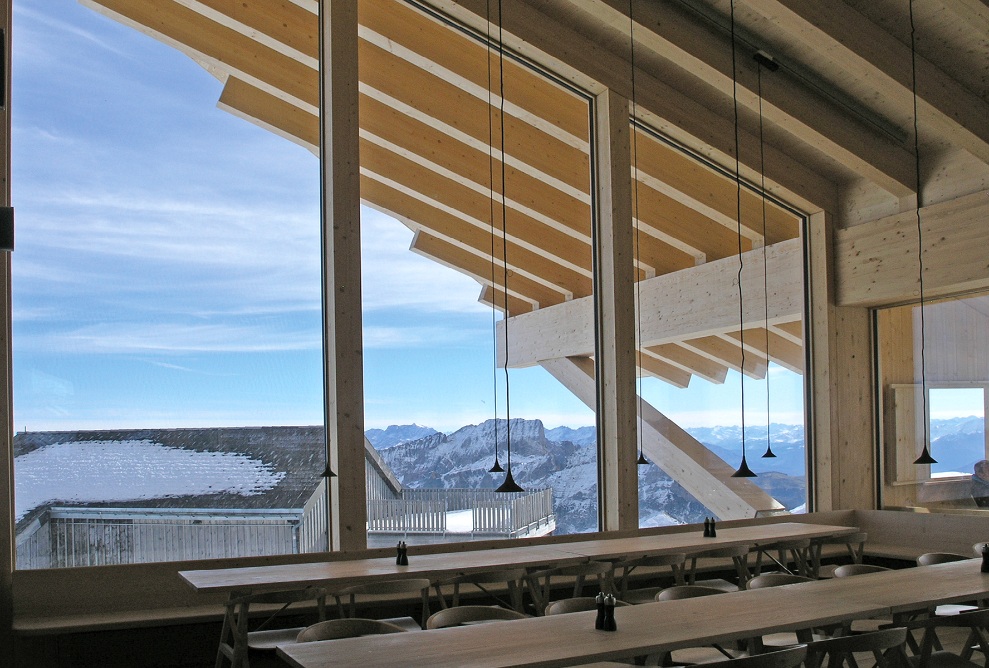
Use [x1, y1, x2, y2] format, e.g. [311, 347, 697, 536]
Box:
[594, 592, 606, 630]
[703, 517, 712, 537]
[981, 543, 989, 573]
[709, 518, 717, 538]
[602, 594, 618, 632]
[396, 541, 409, 566]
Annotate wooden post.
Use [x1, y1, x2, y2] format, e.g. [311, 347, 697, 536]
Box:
[320, 0, 366, 551]
[807, 210, 876, 511]
[593, 87, 638, 531]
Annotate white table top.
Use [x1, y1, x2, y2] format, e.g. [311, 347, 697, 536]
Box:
[278, 558, 989, 668]
[179, 521, 855, 595]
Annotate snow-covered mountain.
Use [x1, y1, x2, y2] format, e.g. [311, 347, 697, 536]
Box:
[375, 418, 793, 534]
[365, 424, 439, 449]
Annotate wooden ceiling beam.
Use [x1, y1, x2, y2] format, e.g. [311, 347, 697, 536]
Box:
[769, 319, 803, 347]
[498, 237, 802, 368]
[359, 0, 589, 145]
[743, 0, 989, 166]
[361, 178, 592, 298]
[679, 335, 768, 379]
[360, 94, 592, 240]
[634, 128, 800, 246]
[479, 284, 534, 315]
[634, 178, 740, 263]
[411, 231, 568, 311]
[945, 0, 989, 38]
[643, 344, 730, 385]
[583, 0, 916, 197]
[722, 329, 804, 374]
[217, 77, 317, 152]
[81, 0, 318, 112]
[430, 0, 837, 213]
[636, 356, 692, 389]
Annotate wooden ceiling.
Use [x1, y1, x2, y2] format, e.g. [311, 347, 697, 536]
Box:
[80, 0, 989, 389]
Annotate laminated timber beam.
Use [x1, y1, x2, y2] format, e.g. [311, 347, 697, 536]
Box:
[643, 344, 730, 385]
[742, 0, 989, 166]
[769, 320, 803, 347]
[584, 0, 917, 197]
[429, 0, 837, 213]
[835, 190, 989, 307]
[362, 179, 591, 298]
[721, 328, 805, 374]
[678, 335, 769, 380]
[410, 231, 567, 310]
[946, 0, 989, 37]
[498, 237, 803, 367]
[479, 284, 534, 315]
[540, 356, 784, 519]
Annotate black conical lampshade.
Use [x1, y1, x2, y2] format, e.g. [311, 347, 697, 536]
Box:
[731, 455, 756, 478]
[761, 443, 777, 458]
[914, 446, 937, 465]
[489, 456, 505, 473]
[321, 463, 336, 478]
[495, 468, 523, 493]
[637, 451, 649, 465]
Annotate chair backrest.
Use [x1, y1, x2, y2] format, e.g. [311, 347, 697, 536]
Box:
[544, 597, 631, 615]
[655, 585, 726, 601]
[746, 573, 814, 589]
[684, 645, 806, 668]
[833, 564, 890, 577]
[917, 552, 970, 566]
[334, 577, 433, 628]
[296, 618, 408, 643]
[805, 627, 907, 668]
[426, 605, 527, 629]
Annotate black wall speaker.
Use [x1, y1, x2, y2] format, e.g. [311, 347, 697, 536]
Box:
[0, 207, 14, 252]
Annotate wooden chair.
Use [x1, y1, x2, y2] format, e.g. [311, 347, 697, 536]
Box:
[889, 607, 989, 668]
[685, 544, 753, 591]
[613, 553, 687, 604]
[833, 564, 891, 578]
[644, 585, 747, 666]
[426, 605, 528, 628]
[671, 646, 806, 668]
[810, 531, 868, 579]
[746, 573, 815, 589]
[544, 596, 631, 615]
[215, 586, 327, 668]
[527, 561, 616, 615]
[744, 574, 831, 651]
[752, 538, 813, 577]
[333, 578, 432, 630]
[295, 618, 408, 643]
[804, 627, 909, 668]
[918, 553, 971, 566]
[432, 568, 526, 612]
[654, 584, 728, 601]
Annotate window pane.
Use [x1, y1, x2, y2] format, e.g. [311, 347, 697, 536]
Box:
[878, 293, 989, 511]
[13, 0, 323, 568]
[630, 124, 808, 527]
[359, 1, 597, 546]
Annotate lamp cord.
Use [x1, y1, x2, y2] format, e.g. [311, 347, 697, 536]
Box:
[629, 0, 646, 465]
[757, 64, 774, 458]
[485, 0, 501, 469]
[497, 0, 513, 472]
[730, 0, 748, 466]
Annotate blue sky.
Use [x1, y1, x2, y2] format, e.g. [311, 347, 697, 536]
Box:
[10, 0, 810, 435]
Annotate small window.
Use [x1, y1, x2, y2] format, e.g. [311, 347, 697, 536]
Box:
[929, 387, 986, 478]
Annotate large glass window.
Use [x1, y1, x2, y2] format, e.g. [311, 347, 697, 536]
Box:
[359, 0, 596, 546]
[629, 125, 808, 526]
[13, 0, 322, 568]
[878, 292, 989, 511]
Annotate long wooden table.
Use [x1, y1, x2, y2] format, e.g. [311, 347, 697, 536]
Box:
[179, 522, 856, 595]
[277, 558, 989, 668]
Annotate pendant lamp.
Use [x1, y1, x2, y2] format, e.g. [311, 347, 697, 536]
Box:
[908, 0, 936, 466]
[493, 0, 523, 493]
[483, 0, 504, 475]
[728, 0, 755, 479]
[753, 51, 778, 460]
[628, 0, 649, 468]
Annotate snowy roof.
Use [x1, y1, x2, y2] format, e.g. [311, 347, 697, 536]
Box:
[14, 426, 327, 530]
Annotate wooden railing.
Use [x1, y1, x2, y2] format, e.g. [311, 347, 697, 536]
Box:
[367, 488, 554, 537]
